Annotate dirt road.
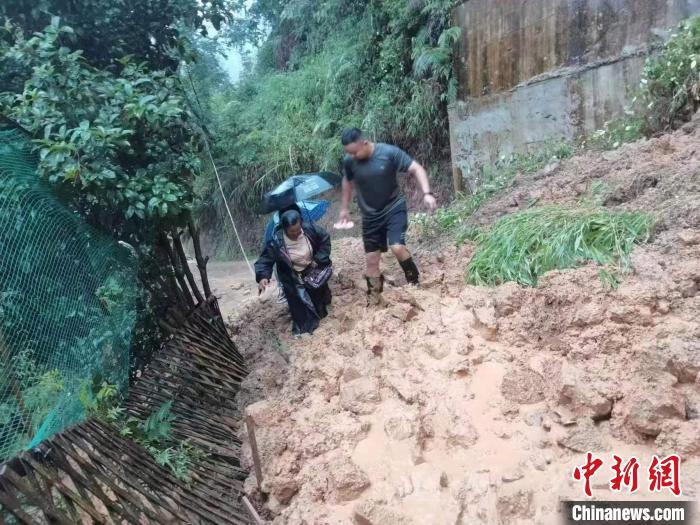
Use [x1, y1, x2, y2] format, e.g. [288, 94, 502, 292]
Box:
[188, 259, 283, 321]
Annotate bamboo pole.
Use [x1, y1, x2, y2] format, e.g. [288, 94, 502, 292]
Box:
[246, 415, 264, 491]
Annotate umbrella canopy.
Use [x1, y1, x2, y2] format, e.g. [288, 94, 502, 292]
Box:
[263, 200, 331, 244]
[260, 172, 341, 213]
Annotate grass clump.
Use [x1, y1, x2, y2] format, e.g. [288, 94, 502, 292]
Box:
[584, 116, 645, 150]
[467, 205, 654, 287]
[413, 141, 574, 241]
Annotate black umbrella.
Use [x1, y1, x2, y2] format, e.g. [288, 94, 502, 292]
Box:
[260, 172, 341, 214]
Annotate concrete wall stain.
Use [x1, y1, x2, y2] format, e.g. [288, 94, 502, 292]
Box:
[453, 0, 700, 98]
[448, 0, 700, 185]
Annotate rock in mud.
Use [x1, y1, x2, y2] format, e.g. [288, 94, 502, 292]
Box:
[656, 300, 671, 314]
[421, 273, 445, 289]
[263, 477, 299, 505]
[343, 367, 363, 383]
[394, 476, 415, 498]
[609, 305, 654, 326]
[531, 450, 555, 471]
[384, 415, 416, 440]
[245, 400, 279, 428]
[655, 421, 700, 456]
[497, 489, 535, 523]
[330, 459, 371, 503]
[664, 338, 700, 383]
[679, 279, 698, 298]
[384, 372, 418, 404]
[451, 359, 471, 377]
[353, 499, 413, 525]
[472, 305, 499, 341]
[622, 378, 686, 437]
[453, 471, 494, 525]
[419, 341, 451, 360]
[558, 363, 613, 420]
[501, 467, 525, 483]
[572, 302, 605, 328]
[469, 348, 491, 365]
[447, 412, 479, 449]
[501, 368, 546, 404]
[678, 230, 700, 246]
[389, 303, 420, 322]
[557, 418, 609, 452]
[340, 377, 381, 415]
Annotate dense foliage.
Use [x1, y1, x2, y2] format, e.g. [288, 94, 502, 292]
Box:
[0, 2, 226, 459]
[0, 24, 200, 237]
[0, 0, 239, 71]
[586, 16, 700, 150]
[195, 0, 463, 232]
[642, 16, 700, 131]
[0, 0, 227, 405]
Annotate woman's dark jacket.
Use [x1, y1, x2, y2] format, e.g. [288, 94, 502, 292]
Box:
[254, 222, 332, 334]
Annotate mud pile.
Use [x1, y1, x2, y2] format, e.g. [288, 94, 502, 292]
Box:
[229, 119, 700, 524]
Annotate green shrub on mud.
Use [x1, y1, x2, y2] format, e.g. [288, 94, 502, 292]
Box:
[587, 16, 700, 150]
[643, 16, 700, 131]
[467, 205, 654, 287]
[412, 142, 574, 241]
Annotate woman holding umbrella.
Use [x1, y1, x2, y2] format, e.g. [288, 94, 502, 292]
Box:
[254, 209, 333, 335]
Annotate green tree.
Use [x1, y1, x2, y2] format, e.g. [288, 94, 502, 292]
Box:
[0, 0, 241, 71]
[194, 0, 463, 244]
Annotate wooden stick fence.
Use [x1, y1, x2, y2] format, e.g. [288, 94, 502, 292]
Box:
[0, 297, 253, 524]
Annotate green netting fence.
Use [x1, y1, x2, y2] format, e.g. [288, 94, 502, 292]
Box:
[0, 128, 139, 461]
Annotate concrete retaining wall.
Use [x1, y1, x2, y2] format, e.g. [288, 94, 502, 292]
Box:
[448, 0, 700, 187]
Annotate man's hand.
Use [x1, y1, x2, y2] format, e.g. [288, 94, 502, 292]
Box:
[258, 279, 269, 294]
[338, 209, 350, 224]
[310, 260, 318, 269]
[423, 193, 437, 212]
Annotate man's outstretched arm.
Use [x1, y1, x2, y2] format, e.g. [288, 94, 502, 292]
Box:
[339, 176, 354, 222]
[408, 161, 437, 211]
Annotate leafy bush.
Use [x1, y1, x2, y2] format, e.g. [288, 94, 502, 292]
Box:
[467, 205, 654, 287]
[642, 16, 700, 131]
[585, 16, 700, 151]
[81, 382, 205, 481]
[0, 24, 200, 231]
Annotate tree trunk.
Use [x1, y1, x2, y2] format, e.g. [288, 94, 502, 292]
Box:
[188, 220, 212, 298]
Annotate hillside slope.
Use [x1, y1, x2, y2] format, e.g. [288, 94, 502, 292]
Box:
[229, 118, 700, 524]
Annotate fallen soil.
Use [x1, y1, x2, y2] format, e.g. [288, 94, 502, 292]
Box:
[225, 118, 700, 524]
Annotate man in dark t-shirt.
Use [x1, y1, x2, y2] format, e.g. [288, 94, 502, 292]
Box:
[337, 127, 437, 303]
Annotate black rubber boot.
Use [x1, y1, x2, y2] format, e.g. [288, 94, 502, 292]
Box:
[365, 274, 385, 306]
[399, 257, 420, 285]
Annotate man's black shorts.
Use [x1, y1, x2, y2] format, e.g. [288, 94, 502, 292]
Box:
[361, 198, 408, 253]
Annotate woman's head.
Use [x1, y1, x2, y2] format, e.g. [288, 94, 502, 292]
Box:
[281, 209, 302, 240]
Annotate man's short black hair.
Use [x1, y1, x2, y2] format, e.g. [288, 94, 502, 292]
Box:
[341, 127, 364, 146]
